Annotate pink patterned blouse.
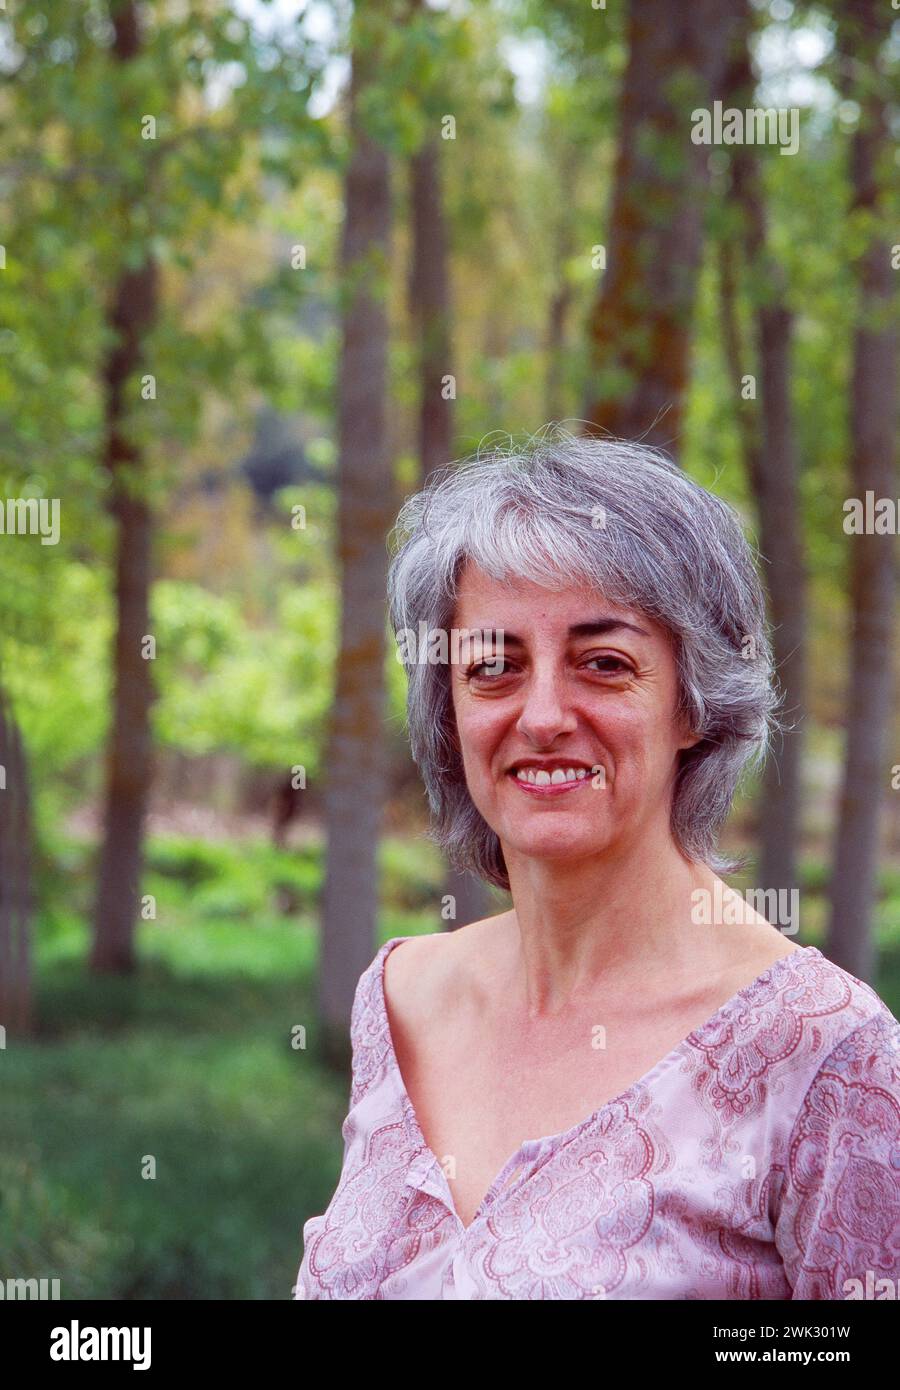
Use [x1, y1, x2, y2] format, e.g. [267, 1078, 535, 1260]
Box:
[293, 935, 900, 1300]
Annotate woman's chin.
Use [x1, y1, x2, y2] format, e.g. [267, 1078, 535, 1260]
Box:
[501, 825, 615, 865]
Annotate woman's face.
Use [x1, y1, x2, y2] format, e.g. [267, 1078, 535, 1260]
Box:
[449, 561, 700, 869]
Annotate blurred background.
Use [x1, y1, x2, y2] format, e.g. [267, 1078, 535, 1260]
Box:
[0, 0, 897, 1298]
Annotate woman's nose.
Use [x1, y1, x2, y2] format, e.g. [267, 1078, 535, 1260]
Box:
[515, 669, 578, 746]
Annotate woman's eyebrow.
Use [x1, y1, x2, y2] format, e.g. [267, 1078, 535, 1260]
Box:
[568, 618, 650, 639]
[496, 618, 651, 647]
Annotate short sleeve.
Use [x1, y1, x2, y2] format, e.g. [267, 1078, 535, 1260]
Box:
[774, 1010, 900, 1299]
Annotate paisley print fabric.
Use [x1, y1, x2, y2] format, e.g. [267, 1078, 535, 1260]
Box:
[293, 937, 900, 1300]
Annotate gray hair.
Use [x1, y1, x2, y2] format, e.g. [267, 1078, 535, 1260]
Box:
[386, 427, 782, 890]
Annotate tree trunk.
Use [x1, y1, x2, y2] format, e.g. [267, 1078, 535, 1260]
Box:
[545, 281, 573, 425]
[409, 134, 454, 483]
[91, 0, 158, 975]
[827, 0, 897, 982]
[0, 689, 32, 1038]
[544, 144, 579, 423]
[583, 0, 743, 456]
[406, 20, 490, 932]
[320, 1, 395, 1062]
[719, 0, 806, 903]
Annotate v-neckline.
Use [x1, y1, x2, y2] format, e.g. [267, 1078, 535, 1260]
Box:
[374, 933, 819, 1233]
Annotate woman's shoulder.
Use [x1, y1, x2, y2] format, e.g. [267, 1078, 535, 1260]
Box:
[753, 944, 900, 1100]
[380, 915, 508, 1038]
[793, 946, 900, 1035]
[802, 950, 900, 1073]
[773, 999, 900, 1296]
[814, 1004, 900, 1079]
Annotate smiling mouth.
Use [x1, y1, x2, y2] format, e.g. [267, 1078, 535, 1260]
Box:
[507, 766, 597, 795]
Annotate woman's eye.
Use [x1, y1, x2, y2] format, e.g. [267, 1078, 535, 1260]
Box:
[468, 658, 509, 679]
[466, 656, 630, 680]
[585, 656, 631, 675]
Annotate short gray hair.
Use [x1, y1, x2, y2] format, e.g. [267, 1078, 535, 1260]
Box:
[387, 427, 781, 889]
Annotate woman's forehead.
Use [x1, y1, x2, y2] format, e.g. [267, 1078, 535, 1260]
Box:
[452, 560, 652, 631]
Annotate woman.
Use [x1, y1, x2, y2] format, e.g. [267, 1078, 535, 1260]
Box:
[294, 429, 900, 1300]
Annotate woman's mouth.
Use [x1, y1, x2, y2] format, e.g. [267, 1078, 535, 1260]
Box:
[507, 766, 598, 796]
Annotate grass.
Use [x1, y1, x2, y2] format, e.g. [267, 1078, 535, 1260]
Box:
[2, 829, 898, 1298]
[1, 832, 441, 1300]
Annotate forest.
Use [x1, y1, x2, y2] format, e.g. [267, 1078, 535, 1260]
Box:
[0, 0, 897, 1298]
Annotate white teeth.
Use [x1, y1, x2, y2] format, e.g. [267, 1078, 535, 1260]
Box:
[515, 766, 585, 786]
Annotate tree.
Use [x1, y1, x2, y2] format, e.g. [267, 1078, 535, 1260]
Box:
[408, 2, 455, 485]
[583, 0, 744, 455]
[0, 0, 324, 974]
[543, 134, 581, 424]
[827, 0, 897, 981]
[89, 3, 160, 974]
[404, 0, 489, 932]
[717, 0, 806, 901]
[319, 0, 397, 1062]
[0, 684, 32, 1038]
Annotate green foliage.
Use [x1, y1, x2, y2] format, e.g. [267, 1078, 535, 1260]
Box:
[0, 560, 111, 792]
[136, 572, 332, 770]
[379, 834, 443, 912]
